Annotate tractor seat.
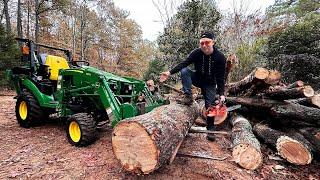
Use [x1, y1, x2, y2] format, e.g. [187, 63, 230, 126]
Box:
[45, 55, 70, 81]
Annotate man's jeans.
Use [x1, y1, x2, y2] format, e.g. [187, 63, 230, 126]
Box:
[180, 68, 216, 130]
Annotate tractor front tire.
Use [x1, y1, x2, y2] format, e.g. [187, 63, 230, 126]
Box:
[66, 113, 97, 147]
[15, 90, 47, 128]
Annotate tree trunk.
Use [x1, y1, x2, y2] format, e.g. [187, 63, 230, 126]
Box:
[227, 67, 269, 95]
[286, 94, 320, 109]
[265, 85, 314, 100]
[230, 116, 262, 170]
[3, 0, 11, 33]
[17, 0, 23, 38]
[299, 127, 320, 154]
[226, 97, 320, 126]
[253, 124, 312, 165]
[270, 103, 320, 126]
[112, 103, 199, 174]
[226, 97, 279, 110]
[35, 0, 40, 42]
[27, 0, 30, 38]
[0, 8, 4, 23]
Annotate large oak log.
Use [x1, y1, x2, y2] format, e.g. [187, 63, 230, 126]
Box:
[265, 85, 314, 100]
[286, 94, 320, 109]
[112, 103, 199, 174]
[253, 124, 312, 165]
[227, 67, 269, 95]
[230, 116, 262, 170]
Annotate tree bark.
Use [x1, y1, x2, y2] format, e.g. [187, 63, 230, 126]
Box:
[265, 85, 314, 100]
[226, 97, 320, 126]
[253, 124, 313, 165]
[230, 116, 262, 170]
[286, 94, 320, 109]
[112, 103, 199, 174]
[298, 127, 320, 155]
[270, 103, 320, 126]
[227, 67, 269, 95]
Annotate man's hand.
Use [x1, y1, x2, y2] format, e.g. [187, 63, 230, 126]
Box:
[219, 95, 226, 103]
[159, 71, 170, 83]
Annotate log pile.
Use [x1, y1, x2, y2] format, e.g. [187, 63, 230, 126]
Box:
[112, 67, 319, 174]
[226, 67, 320, 166]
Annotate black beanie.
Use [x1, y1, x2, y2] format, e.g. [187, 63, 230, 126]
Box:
[200, 32, 215, 40]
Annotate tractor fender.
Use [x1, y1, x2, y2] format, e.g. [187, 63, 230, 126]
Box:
[21, 78, 55, 108]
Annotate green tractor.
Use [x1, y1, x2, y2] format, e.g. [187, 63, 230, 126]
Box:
[6, 38, 166, 147]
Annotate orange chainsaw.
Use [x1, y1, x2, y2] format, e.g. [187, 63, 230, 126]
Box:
[205, 102, 241, 125]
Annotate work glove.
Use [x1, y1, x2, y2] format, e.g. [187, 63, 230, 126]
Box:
[219, 95, 226, 104]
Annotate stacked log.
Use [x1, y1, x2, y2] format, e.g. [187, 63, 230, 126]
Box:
[230, 116, 262, 170]
[112, 102, 199, 174]
[286, 94, 320, 108]
[298, 128, 320, 155]
[265, 85, 314, 100]
[253, 124, 313, 165]
[227, 67, 270, 95]
[225, 67, 320, 166]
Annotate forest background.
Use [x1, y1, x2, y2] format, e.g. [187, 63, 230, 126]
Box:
[0, 0, 319, 89]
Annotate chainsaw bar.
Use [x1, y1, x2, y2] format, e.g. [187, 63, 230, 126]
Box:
[226, 104, 241, 112]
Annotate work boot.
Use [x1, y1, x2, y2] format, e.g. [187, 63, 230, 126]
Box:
[176, 94, 194, 105]
[206, 116, 215, 141]
[206, 133, 216, 141]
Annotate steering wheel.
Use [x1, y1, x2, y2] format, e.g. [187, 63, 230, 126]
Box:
[72, 60, 90, 67]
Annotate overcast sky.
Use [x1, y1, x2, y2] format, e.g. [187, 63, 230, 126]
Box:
[113, 0, 275, 41]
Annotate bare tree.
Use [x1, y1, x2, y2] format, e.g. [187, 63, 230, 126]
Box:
[152, 0, 184, 27]
[3, 0, 11, 33]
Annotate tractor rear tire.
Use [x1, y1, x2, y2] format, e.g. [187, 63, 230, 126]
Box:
[66, 113, 97, 147]
[15, 90, 47, 128]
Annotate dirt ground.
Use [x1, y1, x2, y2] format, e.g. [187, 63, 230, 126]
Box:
[0, 91, 319, 180]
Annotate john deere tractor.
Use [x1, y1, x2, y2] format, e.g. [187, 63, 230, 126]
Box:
[6, 38, 166, 147]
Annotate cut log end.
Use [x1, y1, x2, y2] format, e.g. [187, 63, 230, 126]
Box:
[303, 86, 315, 97]
[254, 67, 269, 80]
[232, 143, 262, 170]
[265, 70, 281, 85]
[311, 95, 320, 108]
[276, 136, 312, 165]
[112, 121, 158, 174]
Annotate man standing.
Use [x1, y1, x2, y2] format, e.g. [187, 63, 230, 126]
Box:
[159, 32, 226, 141]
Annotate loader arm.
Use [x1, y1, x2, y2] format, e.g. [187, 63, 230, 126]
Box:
[97, 77, 123, 126]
